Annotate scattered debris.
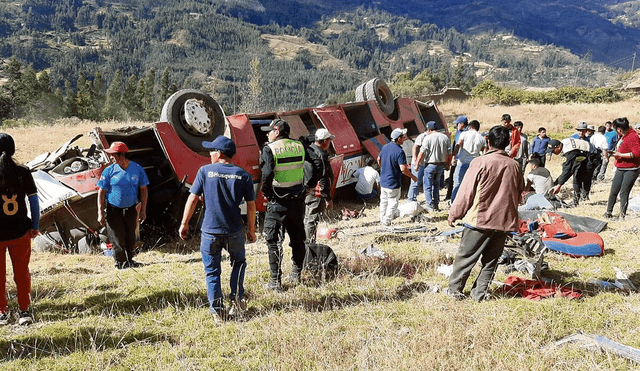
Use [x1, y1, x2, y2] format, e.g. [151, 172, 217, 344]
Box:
[361, 244, 386, 258]
[614, 267, 638, 292]
[437, 264, 453, 277]
[544, 331, 640, 364]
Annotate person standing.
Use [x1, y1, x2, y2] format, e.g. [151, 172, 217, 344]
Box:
[304, 128, 335, 244]
[446, 126, 523, 302]
[260, 119, 314, 290]
[501, 114, 521, 158]
[445, 116, 468, 200]
[603, 117, 640, 220]
[0, 133, 39, 326]
[179, 136, 256, 322]
[570, 122, 590, 142]
[414, 121, 451, 211]
[548, 137, 597, 206]
[407, 131, 427, 202]
[600, 121, 618, 180]
[451, 119, 486, 202]
[513, 121, 529, 173]
[529, 127, 550, 167]
[97, 141, 149, 270]
[590, 126, 609, 180]
[377, 128, 417, 225]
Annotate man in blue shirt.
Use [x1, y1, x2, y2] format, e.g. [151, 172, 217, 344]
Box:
[529, 127, 550, 167]
[600, 121, 618, 180]
[377, 128, 417, 226]
[179, 136, 256, 322]
[98, 141, 149, 270]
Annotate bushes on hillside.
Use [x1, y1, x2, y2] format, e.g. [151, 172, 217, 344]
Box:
[472, 80, 621, 105]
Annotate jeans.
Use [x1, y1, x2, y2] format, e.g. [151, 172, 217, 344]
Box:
[451, 162, 470, 202]
[606, 168, 640, 216]
[597, 154, 609, 180]
[356, 188, 377, 201]
[200, 230, 247, 312]
[379, 187, 401, 224]
[407, 165, 424, 201]
[424, 164, 444, 209]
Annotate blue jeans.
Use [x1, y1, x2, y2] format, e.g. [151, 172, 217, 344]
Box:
[423, 164, 444, 209]
[451, 162, 470, 202]
[200, 230, 247, 312]
[407, 165, 425, 201]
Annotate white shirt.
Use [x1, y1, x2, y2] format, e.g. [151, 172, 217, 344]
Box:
[527, 167, 554, 194]
[456, 129, 486, 165]
[354, 166, 380, 195]
[590, 132, 608, 152]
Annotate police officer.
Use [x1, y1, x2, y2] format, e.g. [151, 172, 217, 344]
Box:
[260, 119, 314, 290]
[304, 128, 335, 245]
[549, 137, 599, 206]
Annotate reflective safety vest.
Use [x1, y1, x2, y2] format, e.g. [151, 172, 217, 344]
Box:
[268, 138, 305, 188]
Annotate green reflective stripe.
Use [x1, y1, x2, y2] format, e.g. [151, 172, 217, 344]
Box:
[268, 139, 305, 188]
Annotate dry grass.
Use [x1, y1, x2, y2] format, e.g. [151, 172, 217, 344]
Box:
[439, 97, 640, 138]
[2, 101, 640, 369]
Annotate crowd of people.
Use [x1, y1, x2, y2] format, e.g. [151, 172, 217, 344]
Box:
[373, 114, 639, 301]
[2, 112, 637, 325]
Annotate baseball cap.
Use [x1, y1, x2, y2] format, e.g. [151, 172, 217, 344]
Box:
[548, 139, 561, 148]
[453, 115, 468, 125]
[202, 136, 236, 157]
[104, 141, 129, 154]
[426, 121, 437, 130]
[0, 133, 15, 156]
[391, 128, 407, 140]
[261, 119, 290, 136]
[315, 128, 335, 141]
[635, 123, 640, 130]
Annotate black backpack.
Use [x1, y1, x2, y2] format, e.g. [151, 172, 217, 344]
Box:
[303, 243, 338, 279]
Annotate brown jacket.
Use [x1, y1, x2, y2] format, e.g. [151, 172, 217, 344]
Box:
[448, 149, 523, 232]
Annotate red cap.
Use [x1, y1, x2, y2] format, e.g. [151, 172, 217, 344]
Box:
[104, 141, 129, 154]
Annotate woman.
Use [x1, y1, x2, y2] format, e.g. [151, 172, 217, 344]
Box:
[0, 133, 39, 326]
[97, 141, 149, 269]
[603, 117, 640, 219]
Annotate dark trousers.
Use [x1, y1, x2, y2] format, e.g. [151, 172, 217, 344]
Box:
[106, 204, 138, 264]
[531, 152, 546, 167]
[264, 198, 306, 282]
[606, 168, 640, 216]
[448, 227, 508, 302]
[572, 161, 591, 203]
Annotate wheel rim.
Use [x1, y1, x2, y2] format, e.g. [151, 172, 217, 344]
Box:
[180, 99, 213, 135]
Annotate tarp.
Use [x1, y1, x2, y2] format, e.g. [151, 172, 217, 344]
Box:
[518, 210, 607, 233]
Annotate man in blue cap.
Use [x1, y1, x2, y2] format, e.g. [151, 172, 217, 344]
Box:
[179, 135, 256, 323]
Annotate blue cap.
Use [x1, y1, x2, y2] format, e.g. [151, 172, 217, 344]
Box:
[453, 115, 468, 125]
[426, 121, 437, 130]
[202, 136, 236, 157]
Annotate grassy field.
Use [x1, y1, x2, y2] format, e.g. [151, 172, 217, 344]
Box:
[2, 101, 640, 369]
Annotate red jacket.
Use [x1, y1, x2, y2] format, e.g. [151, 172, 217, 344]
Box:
[615, 129, 640, 169]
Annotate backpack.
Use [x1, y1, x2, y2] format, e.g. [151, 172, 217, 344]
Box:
[303, 243, 338, 281]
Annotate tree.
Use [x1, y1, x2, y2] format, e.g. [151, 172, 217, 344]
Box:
[122, 74, 139, 117]
[76, 72, 96, 119]
[64, 80, 77, 118]
[159, 67, 170, 104]
[240, 57, 264, 113]
[142, 68, 155, 120]
[104, 69, 123, 119]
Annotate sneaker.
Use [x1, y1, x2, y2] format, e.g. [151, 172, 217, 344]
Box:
[444, 288, 466, 301]
[602, 212, 615, 220]
[128, 260, 144, 268]
[228, 298, 247, 318]
[0, 312, 8, 325]
[265, 280, 283, 292]
[289, 271, 301, 285]
[114, 261, 130, 270]
[18, 310, 33, 326]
